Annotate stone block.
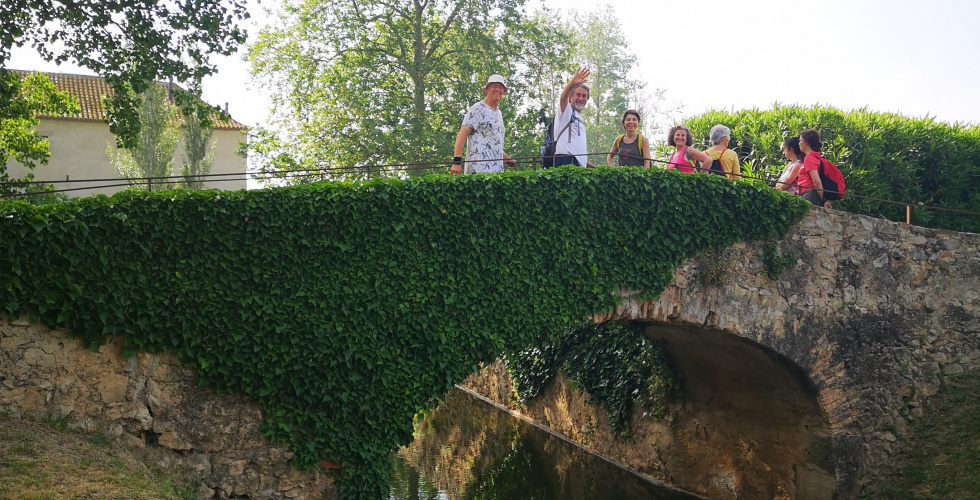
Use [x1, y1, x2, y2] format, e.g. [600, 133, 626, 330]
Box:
[98, 374, 130, 403]
[23, 347, 56, 369]
[943, 364, 965, 375]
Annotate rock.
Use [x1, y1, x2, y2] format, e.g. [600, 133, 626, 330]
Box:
[120, 432, 145, 450]
[23, 348, 56, 369]
[944, 364, 965, 375]
[98, 374, 130, 403]
[106, 423, 124, 439]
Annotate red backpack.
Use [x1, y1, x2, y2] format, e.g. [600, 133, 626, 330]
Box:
[815, 155, 846, 201]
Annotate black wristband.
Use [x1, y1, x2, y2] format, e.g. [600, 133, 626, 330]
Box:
[452, 156, 462, 165]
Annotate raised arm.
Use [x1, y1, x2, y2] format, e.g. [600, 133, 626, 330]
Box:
[559, 67, 590, 113]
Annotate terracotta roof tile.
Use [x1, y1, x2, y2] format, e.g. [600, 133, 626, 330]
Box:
[11, 70, 249, 131]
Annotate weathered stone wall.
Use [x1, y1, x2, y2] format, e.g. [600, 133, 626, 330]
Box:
[469, 207, 980, 499]
[0, 317, 338, 500]
[3, 206, 978, 499]
[606, 207, 980, 496]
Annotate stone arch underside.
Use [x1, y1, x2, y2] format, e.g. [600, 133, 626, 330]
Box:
[638, 321, 836, 499]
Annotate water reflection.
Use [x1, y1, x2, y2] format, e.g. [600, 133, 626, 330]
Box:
[390, 388, 699, 500]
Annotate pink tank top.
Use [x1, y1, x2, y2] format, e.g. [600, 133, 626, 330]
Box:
[667, 147, 696, 173]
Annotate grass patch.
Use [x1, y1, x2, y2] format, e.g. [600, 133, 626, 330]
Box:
[864, 371, 980, 499]
[0, 414, 198, 500]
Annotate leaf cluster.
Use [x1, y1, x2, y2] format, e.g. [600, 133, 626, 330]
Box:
[505, 321, 682, 437]
[246, 0, 571, 180]
[0, 0, 248, 148]
[761, 242, 797, 280]
[0, 70, 80, 194]
[0, 167, 808, 498]
[684, 104, 980, 232]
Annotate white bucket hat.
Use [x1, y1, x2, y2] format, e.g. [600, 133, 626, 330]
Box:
[483, 74, 508, 92]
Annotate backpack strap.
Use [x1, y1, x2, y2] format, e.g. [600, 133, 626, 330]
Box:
[616, 134, 644, 152]
[549, 112, 576, 143]
[684, 147, 701, 170]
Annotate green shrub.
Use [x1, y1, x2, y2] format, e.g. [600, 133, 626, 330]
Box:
[683, 105, 980, 232]
[0, 167, 809, 498]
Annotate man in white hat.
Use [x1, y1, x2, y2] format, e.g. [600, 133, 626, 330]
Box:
[450, 74, 517, 174]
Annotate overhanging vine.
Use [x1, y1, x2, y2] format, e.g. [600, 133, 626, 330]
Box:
[0, 167, 810, 498]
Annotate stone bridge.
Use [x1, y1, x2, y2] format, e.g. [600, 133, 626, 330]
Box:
[467, 207, 979, 499]
[3, 206, 979, 499]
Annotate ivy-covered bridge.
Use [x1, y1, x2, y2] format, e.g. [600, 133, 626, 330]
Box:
[1, 167, 978, 499]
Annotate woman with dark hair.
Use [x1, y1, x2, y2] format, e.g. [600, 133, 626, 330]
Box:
[797, 129, 829, 207]
[607, 110, 651, 168]
[776, 137, 804, 194]
[665, 125, 712, 173]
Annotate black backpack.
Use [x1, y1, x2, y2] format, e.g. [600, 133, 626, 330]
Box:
[539, 109, 577, 169]
[706, 148, 729, 176]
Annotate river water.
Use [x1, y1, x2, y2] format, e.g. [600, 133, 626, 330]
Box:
[389, 387, 700, 500]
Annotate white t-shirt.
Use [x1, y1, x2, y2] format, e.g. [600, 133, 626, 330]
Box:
[461, 100, 506, 173]
[554, 102, 587, 167]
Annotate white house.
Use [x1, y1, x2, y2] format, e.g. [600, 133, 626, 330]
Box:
[5, 70, 249, 197]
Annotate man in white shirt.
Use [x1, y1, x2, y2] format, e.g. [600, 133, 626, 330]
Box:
[553, 67, 593, 168]
[450, 74, 518, 174]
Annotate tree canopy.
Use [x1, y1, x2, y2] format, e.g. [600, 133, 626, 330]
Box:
[565, 7, 651, 158]
[0, 71, 79, 196]
[247, 0, 571, 181]
[0, 0, 249, 148]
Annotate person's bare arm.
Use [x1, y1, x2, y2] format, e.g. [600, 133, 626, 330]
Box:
[808, 168, 824, 199]
[688, 147, 713, 172]
[776, 163, 801, 191]
[450, 126, 471, 175]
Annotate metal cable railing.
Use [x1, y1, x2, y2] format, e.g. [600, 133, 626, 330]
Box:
[2, 152, 978, 225]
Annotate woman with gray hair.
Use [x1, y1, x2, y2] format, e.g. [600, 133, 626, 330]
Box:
[705, 124, 741, 179]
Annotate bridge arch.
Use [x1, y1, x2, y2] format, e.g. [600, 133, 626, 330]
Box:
[571, 207, 980, 498]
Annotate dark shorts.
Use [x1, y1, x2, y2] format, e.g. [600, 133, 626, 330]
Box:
[801, 189, 823, 206]
[552, 155, 581, 167]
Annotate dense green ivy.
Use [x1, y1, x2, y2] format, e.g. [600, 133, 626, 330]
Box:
[505, 322, 682, 436]
[0, 166, 809, 498]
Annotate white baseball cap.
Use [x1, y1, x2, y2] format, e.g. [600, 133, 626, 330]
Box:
[483, 74, 508, 92]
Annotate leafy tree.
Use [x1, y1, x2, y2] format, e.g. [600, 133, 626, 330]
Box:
[107, 83, 178, 191]
[178, 85, 216, 190]
[0, 0, 249, 148]
[565, 7, 663, 162]
[247, 0, 570, 182]
[0, 71, 79, 196]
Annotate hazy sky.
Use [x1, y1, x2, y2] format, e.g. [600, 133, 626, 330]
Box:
[8, 0, 980, 129]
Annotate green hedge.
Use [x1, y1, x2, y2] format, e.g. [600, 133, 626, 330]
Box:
[0, 167, 809, 498]
[684, 105, 980, 232]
